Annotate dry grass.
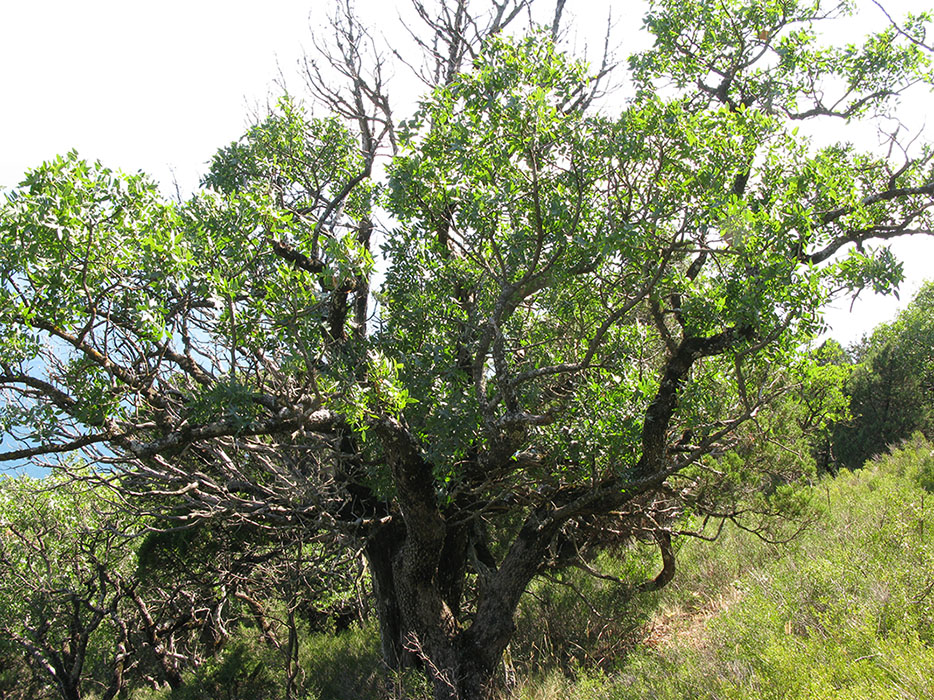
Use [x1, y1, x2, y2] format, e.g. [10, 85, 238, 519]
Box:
[641, 586, 743, 651]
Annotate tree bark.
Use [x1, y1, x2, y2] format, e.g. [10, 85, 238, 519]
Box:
[365, 520, 411, 669]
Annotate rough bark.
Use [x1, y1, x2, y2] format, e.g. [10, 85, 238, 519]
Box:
[365, 521, 409, 669]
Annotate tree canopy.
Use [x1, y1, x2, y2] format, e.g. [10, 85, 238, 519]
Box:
[2, 0, 934, 697]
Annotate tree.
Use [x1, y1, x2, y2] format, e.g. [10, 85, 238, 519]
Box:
[2, 1, 934, 697]
[833, 281, 934, 469]
[0, 473, 137, 700]
[132, 512, 368, 698]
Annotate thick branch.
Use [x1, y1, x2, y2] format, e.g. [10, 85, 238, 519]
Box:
[805, 180, 934, 264]
[637, 326, 752, 478]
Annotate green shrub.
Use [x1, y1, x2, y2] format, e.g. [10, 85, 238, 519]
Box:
[166, 638, 278, 700]
[301, 622, 390, 700]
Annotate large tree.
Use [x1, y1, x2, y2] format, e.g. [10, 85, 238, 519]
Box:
[2, 0, 934, 697]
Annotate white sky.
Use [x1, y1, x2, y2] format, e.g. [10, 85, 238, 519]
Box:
[1, 0, 932, 347]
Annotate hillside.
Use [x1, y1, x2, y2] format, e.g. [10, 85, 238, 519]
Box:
[511, 436, 934, 700]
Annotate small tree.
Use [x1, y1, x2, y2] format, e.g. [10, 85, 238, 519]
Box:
[2, 1, 934, 697]
[0, 474, 136, 700]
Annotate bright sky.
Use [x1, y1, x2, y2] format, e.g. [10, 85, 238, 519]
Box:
[1, 0, 932, 347]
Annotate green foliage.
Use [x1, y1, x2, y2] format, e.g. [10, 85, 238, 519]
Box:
[635, 0, 930, 119]
[0, 471, 141, 699]
[379, 22, 871, 484]
[0, 98, 375, 463]
[1, 3, 929, 509]
[511, 438, 934, 700]
[833, 281, 934, 469]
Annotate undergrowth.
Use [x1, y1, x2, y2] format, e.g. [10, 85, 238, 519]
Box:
[512, 435, 934, 699]
[146, 437, 934, 699]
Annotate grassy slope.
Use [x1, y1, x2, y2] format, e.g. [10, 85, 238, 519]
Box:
[516, 436, 934, 700]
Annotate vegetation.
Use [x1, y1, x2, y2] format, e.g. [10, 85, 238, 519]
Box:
[1, 0, 934, 697]
[117, 435, 934, 699]
[832, 281, 934, 470]
[0, 473, 138, 700]
[512, 436, 934, 700]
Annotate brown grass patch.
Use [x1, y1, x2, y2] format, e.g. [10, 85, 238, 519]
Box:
[640, 587, 743, 651]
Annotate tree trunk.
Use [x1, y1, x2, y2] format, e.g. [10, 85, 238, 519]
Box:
[365, 521, 411, 669]
[410, 622, 508, 700]
[368, 418, 547, 699]
[59, 680, 81, 700]
[451, 637, 502, 700]
[51, 665, 81, 700]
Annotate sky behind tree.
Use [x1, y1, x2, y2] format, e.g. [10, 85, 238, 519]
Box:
[1, 0, 932, 345]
